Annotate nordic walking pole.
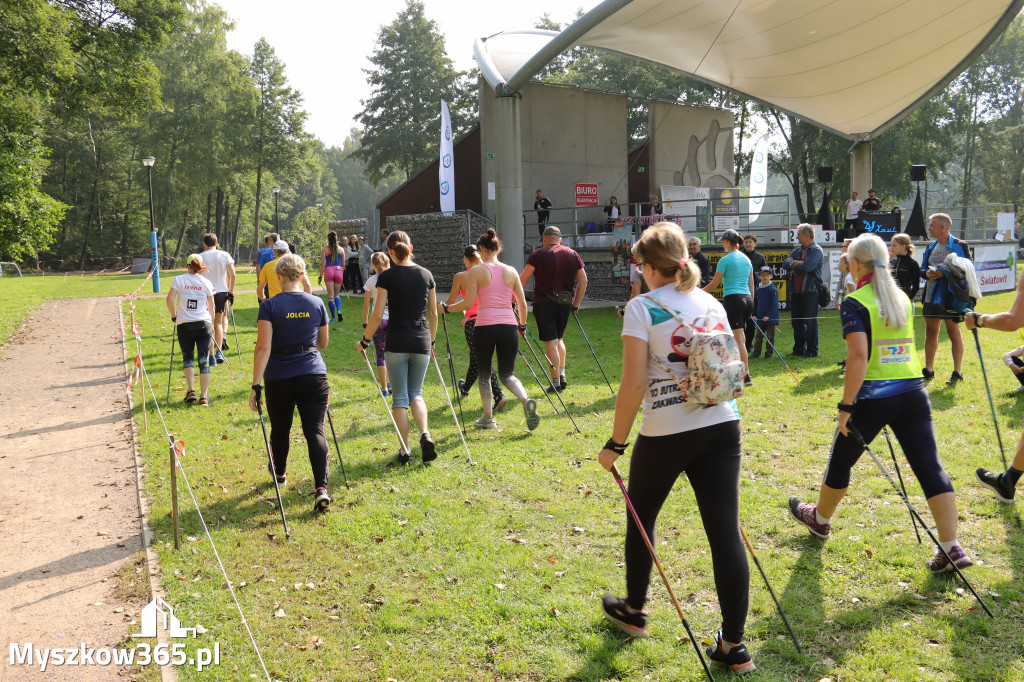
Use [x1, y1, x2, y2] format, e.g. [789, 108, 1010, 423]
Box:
[518, 347, 559, 415]
[971, 327, 1009, 469]
[325, 409, 350, 489]
[610, 464, 716, 681]
[750, 317, 800, 385]
[739, 524, 803, 654]
[881, 427, 921, 544]
[848, 424, 993, 618]
[360, 349, 410, 455]
[166, 325, 177, 404]
[523, 328, 580, 433]
[573, 310, 615, 395]
[228, 299, 242, 363]
[430, 349, 476, 465]
[439, 314, 467, 433]
[253, 386, 291, 540]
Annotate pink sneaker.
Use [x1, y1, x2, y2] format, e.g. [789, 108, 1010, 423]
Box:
[788, 497, 831, 539]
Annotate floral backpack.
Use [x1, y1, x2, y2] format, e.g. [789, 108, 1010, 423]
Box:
[642, 294, 745, 405]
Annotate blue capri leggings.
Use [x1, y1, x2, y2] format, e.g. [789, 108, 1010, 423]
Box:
[823, 384, 954, 498]
[385, 351, 430, 409]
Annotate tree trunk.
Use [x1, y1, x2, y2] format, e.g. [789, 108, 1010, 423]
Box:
[172, 209, 190, 266]
[251, 164, 263, 264]
[205, 192, 213, 234]
[79, 119, 103, 270]
[216, 188, 225, 242]
[233, 194, 244, 259]
[120, 143, 138, 259]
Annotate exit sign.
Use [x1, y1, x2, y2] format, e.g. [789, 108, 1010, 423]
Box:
[486, 153, 495, 159]
[637, 166, 645, 172]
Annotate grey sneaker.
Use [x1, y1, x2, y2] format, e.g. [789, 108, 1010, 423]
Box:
[493, 396, 509, 412]
[474, 415, 497, 429]
[1009, 385, 1024, 396]
[976, 467, 1015, 503]
[788, 497, 831, 539]
[926, 544, 974, 572]
[524, 399, 540, 431]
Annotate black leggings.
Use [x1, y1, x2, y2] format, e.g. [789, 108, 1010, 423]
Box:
[264, 373, 330, 489]
[176, 321, 213, 374]
[344, 260, 364, 292]
[473, 323, 527, 406]
[625, 420, 748, 644]
[824, 384, 954, 498]
[462, 318, 503, 398]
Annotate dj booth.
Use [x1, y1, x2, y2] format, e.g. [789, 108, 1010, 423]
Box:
[850, 210, 901, 236]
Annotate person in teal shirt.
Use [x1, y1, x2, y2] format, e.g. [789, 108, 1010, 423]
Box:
[704, 229, 754, 384]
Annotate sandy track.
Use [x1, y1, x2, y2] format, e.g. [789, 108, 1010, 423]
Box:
[0, 298, 147, 680]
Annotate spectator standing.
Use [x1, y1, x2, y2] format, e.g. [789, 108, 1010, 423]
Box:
[889, 234, 921, 301]
[782, 224, 824, 357]
[862, 189, 882, 211]
[741, 234, 767, 353]
[534, 189, 553, 238]
[920, 213, 972, 385]
[844, 192, 863, 238]
[687, 237, 712, 288]
[751, 266, 779, 359]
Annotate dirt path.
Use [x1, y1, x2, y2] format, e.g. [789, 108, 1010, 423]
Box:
[0, 297, 148, 680]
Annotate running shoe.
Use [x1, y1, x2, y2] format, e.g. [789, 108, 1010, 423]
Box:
[601, 594, 649, 638]
[560, 377, 567, 391]
[788, 497, 831, 539]
[314, 487, 331, 513]
[706, 633, 756, 676]
[183, 390, 197, 404]
[381, 389, 390, 398]
[395, 451, 411, 466]
[474, 415, 497, 429]
[524, 398, 540, 431]
[221, 339, 229, 351]
[208, 354, 217, 367]
[267, 459, 286, 485]
[922, 367, 935, 381]
[926, 544, 974, 572]
[744, 374, 753, 387]
[976, 467, 1016, 503]
[545, 384, 561, 394]
[420, 433, 437, 463]
[1009, 385, 1024, 395]
[946, 371, 964, 386]
[337, 312, 343, 323]
[215, 351, 226, 363]
[198, 396, 209, 407]
[457, 379, 470, 398]
[493, 396, 509, 412]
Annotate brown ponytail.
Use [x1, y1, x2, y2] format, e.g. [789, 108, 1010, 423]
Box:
[387, 230, 412, 261]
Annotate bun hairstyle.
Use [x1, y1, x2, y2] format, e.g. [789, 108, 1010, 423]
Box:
[477, 228, 501, 253]
[386, 230, 413, 261]
[275, 253, 306, 281]
[631, 221, 699, 293]
[370, 251, 390, 272]
[463, 245, 481, 260]
[327, 231, 339, 258]
[848, 233, 907, 329]
[186, 254, 209, 274]
[891, 233, 914, 257]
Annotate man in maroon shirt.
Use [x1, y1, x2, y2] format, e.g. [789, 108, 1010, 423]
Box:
[520, 226, 588, 391]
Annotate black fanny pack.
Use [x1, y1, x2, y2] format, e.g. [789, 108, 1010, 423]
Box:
[271, 345, 316, 356]
[548, 292, 574, 306]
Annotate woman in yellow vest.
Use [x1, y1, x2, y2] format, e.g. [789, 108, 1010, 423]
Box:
[788, 233, 972, 572]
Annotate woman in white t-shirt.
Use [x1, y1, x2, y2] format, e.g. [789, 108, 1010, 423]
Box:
[597, 222, 754, 675]
[165, 254, 216, 405]
[361, 252, 391, 395]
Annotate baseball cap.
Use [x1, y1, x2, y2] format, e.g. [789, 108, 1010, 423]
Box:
[759, 266, 773, 275]
[273, 239, 289, 251]
[542, 226, 561, 237]
[720, 229, 742, 244]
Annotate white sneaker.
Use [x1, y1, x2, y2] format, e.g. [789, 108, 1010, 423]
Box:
[474, 415, 497, 429]
[1010, 385, 1024, 395]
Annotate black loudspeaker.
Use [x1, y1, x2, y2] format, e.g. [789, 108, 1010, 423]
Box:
[817, 166, 833, 184]
[911, 165, 927, 182]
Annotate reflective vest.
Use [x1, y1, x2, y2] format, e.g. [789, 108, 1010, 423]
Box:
[848, 283, 922, 380]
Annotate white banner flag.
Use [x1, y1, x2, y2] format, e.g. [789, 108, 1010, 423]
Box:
[439, 100, 455, 216]
[748, 136, 769, 222]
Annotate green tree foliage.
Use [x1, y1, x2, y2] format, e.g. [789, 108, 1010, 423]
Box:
[325, 129, 403, 226]
[354, 0, 475, 186]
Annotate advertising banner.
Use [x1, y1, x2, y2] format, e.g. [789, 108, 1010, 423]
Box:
[575, 183, 599, 207]
[973, 244, 1017, 293]
[706, 250, 791, 308]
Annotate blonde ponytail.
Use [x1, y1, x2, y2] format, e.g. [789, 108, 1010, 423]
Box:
[848, 233, 907, 328]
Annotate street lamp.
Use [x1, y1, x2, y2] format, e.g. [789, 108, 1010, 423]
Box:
[272, 185, 281, 234]
[142, 156, 159, 292]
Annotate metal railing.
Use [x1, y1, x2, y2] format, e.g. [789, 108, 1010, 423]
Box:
[926, 203, 1015, 241]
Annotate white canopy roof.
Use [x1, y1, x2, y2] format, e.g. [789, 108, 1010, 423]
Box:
[474, 0, 1024, 140]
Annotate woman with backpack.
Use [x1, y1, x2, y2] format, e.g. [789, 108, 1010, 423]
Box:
[788, 233, 973, 573]
[597, 222, 754, 675]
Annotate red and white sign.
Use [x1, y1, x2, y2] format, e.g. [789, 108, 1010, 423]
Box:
[575, 183, 599, 207]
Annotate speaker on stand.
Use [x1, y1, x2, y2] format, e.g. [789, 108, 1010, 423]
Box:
[911, 164, 927, 215]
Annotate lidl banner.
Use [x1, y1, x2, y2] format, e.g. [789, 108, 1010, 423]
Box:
[973, 244, 1017, 293]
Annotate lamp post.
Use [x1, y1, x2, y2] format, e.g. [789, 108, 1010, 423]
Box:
[142, 156, 159, 292]
[272, 185, 281, 235]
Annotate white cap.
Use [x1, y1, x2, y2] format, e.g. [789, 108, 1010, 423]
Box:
[274, 240, 289, 251]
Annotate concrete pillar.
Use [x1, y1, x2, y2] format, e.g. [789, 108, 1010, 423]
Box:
[494, 94, 525, 272]
[850, 141, 872, 198]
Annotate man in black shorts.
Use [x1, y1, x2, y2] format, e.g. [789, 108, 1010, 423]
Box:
[201, 234, 235, 364]
[520, 226, 588, 391]
[921, 212, 972, 385]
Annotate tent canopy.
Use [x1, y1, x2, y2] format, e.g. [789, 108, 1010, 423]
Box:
[474, 0, 1024, 140]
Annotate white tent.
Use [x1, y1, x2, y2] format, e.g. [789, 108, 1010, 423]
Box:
[475, 0, 1024, 140]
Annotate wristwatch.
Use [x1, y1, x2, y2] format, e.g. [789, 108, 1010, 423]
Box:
[971, 312, 984, 327]
[837, 402, 856, 415]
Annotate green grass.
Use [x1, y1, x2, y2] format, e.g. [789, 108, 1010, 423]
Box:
[5, 269, 1024, 680]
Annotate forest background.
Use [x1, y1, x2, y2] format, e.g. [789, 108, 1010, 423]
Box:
[2, 0, 1023, 269]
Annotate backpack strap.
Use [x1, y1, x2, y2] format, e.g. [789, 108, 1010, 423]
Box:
[640, 293, 712, 331]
